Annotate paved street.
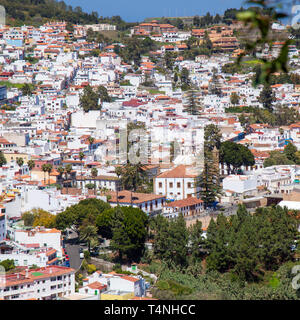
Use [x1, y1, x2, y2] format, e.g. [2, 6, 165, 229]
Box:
[65, 242, 82, 271]
[64, 230, 83, 271]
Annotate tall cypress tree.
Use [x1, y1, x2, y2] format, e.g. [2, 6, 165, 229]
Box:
[198, 124, 222, 208]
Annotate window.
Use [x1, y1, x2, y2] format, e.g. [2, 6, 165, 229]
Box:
[169, 182, 173, 188]
[158, 182, 162, 188]
[177, 182, 180, 188]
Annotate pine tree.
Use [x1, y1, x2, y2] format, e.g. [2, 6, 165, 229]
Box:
[198, 124, 222, 208]
[209, 70, 222, 96]
[204, 124, 222, 152]
[230, 215, 260, 281]
[184, 89, 202, 115]
[198, 149, 222, 208]
[168, 214, 189, 267]
[189, 220, 205, 262]
[151, 215, 171, 262]
[206, 214, 231, 272]
[227, 205, 259, 281]
[258, 84, 276, 112]
[110, 208, 132, 262]
[255, 206, 298, 271]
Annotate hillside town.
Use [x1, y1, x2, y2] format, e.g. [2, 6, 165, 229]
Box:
[0, 2, 300, 301]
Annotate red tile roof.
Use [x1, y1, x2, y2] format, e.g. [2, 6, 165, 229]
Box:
[165, 197, 203, 208]
[156, 165, 198, 178]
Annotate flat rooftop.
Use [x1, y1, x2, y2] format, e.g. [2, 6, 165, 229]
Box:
[62, 293, 96, 300]
[102, 290, 132, 296]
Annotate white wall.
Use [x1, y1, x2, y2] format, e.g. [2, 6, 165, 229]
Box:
[71, 110, 101, 128]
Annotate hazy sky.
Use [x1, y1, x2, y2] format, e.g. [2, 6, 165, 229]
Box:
[64, 0, 247, 22]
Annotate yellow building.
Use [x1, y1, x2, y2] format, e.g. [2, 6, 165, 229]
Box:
[3, 152, 30, 164]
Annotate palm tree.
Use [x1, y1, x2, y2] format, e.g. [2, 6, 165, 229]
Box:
[119, 162, 147, 192]
[79, 224, 99, 253]
[79, 151, 85, 179]
[65, 164, 73, 193]
[91, 167, 98, 195]
[27, 160, 35, 181]
[57, 166, 65, 190]
[46, 164, 53, 186]
[115, 166, 123, 206]
[16, 157, 24, 173]
[87, 136, 95, 156]
[41, 164, 48, 186]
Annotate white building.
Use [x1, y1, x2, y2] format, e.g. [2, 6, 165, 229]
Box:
[163, 197, 204, 219]
[108, 190, 166, 216]
[12, 227, 62, 258]
[154, 165, 200, 200]
[222, 175, 258, 197]
[0, 241, 58, 268]
[81, 270, 146, 298]
[0, 266, 75, 300]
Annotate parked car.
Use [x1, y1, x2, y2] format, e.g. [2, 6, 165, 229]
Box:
[90, 248, 99, 257]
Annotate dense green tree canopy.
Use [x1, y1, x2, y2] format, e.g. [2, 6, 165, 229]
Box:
[109, 206, 149, 262]
[264, 150, 295, 168]
[220, 141, 255, 174]
[55, 198, 110, 232]
[79, 85, 101, 112]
